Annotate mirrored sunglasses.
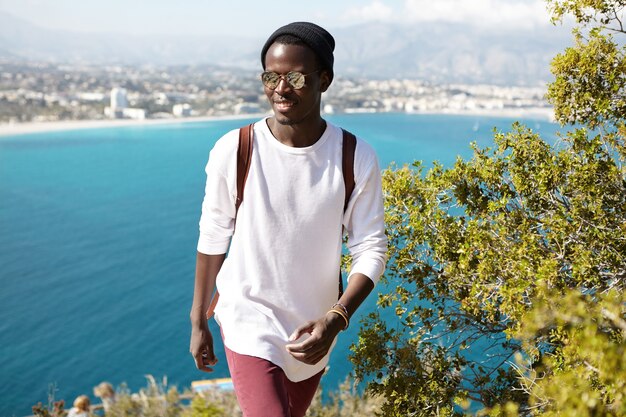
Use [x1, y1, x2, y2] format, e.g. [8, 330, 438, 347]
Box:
[260, 70, 320, 90]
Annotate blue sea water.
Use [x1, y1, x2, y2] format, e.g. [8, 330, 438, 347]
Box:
[0, 113, 564, 416]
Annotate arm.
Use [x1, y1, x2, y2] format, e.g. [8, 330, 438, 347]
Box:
[285, 273, 374, 365]
[190, 133, 239, 371]
[189, 252, 225, 372]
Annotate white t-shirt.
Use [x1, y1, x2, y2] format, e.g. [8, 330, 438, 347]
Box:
[197, 118, 387, 381]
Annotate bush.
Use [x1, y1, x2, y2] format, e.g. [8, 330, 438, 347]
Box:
[351, 1, 626, 415]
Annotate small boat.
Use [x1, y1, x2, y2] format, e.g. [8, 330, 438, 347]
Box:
[192, 377, 234, 392]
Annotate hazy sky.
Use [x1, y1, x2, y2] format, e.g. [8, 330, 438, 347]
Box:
[0, 0, 554, 37]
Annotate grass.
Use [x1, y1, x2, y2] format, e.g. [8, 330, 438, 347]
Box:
[31, 374, 382, 417]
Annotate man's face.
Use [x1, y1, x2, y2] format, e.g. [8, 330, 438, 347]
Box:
[263, 42, 330, 126]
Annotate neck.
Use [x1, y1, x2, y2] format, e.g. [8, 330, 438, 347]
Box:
[267, 117, 327, 148]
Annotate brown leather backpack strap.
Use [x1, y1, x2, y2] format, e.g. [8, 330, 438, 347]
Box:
[206, 123, 254, 319]
[342, 129, 356, 212]
[339, 129, 357, 299]
[235, 123, 254, 214]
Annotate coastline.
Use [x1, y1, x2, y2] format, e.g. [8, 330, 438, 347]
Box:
[0, 113, 270, 138]
[407, 107, 555, 121]
[0, 107, 555, 138]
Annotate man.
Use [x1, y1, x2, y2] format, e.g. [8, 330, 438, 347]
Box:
[189, 22, 387, 417]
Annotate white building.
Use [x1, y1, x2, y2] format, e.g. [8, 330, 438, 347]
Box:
[121, 108, 146, 120]
[105, 87, 145, 119]
[233, 102, 262, 114]
[110, 88, 128, 109]
[173, 103, 192, 117]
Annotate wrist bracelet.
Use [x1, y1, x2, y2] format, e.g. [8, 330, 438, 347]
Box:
[332, 302, 349, 317]
[327, 308, 349, 330]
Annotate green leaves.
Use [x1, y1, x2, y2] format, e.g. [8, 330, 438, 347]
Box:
[547, 29, 626, 130]
[547, 0, 626, 26]
[352, 119, 625, 416]
[515, 289, 626, 416]
[351, 2, 626, 415]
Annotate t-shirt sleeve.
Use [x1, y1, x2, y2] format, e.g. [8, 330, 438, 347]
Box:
[343, 139, 388, 285]
[197, 130, 238, 255]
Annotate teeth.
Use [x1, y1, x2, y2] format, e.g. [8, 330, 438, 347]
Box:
[275, 101, 294, 110]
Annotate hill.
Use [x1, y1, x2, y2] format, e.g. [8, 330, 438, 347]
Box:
[0, 12, 571, 85]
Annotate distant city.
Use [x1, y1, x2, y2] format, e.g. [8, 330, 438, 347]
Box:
[0, 61, 553, 125]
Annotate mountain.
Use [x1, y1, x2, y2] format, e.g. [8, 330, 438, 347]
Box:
[0, 12, 260, 68]
[333, 22, 571, 85]
[0, 12, 571, 85]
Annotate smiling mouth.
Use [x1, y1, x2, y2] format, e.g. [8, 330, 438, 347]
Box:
[273, 100, 296, 111]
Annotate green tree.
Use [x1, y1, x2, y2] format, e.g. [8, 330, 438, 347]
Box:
[351, 1, 626, 416]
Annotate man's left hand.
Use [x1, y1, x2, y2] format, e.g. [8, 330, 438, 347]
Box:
[285, 313, 344, 365]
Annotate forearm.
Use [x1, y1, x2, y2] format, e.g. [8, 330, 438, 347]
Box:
[190, 252, 226, 327]
[333, 273, 375, 324]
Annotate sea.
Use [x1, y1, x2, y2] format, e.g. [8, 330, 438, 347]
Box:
[0, 113, 565, 416]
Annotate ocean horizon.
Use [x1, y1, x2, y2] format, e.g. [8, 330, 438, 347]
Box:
[0, 113, 564, 417]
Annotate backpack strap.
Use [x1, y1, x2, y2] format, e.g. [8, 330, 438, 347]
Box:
[235, 123, 254, 214]
[342, 129, 357, 212]
[339, 128, 357, 298]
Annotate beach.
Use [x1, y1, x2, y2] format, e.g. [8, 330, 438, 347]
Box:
[0, 107, 555, 137]
[0, 114, 269, 137]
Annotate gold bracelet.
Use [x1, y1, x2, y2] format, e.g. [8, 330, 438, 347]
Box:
[327, 308, 349, 330]
[332, 302, 349, 317]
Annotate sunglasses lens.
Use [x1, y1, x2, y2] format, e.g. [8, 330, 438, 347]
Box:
[261, 72, 280, 89]
[286, 72, 305, 89]
[261, 71, 309, 89]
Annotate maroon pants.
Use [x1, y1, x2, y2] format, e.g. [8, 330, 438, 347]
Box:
[224, 345, 323, 417]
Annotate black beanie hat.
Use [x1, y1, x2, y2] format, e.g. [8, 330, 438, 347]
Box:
[261, 22, 335, 82]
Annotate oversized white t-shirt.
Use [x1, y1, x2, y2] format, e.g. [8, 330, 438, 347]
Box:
[197, 118, 387, 381]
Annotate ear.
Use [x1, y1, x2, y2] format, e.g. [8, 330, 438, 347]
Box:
[319, 70, 331, 92]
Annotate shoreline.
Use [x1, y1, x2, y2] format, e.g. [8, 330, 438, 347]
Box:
[0, 113, 270, 138]
[407, 107, 555, 121]
[0, 108, 555, 138]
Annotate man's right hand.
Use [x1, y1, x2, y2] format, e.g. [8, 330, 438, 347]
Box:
[190, 252, 225, 372]
[190, 325, 218, 372]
